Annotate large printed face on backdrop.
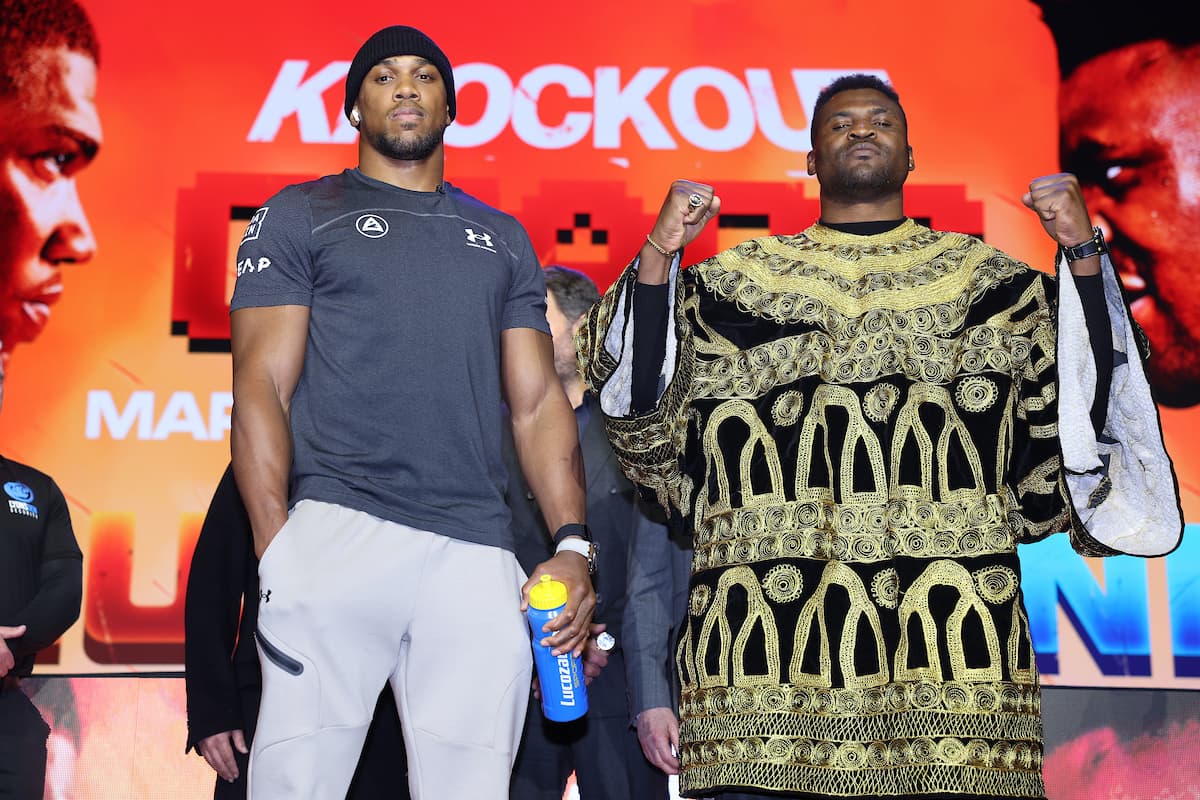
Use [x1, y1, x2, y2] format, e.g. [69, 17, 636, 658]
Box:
[0, 47, 100, 364]
[352, 56, 452, 163]
[806, 87, 913, 203]
[1059, 40, 1200, 408]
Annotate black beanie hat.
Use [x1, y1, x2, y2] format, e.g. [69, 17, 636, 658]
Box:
[343, 25, 455, 121]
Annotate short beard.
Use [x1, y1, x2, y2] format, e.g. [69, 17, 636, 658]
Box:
[829, 161, 904, 201]
[368, 124, 446, 162]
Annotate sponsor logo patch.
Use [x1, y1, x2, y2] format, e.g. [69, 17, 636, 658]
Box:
[464, 227, 496, 253]
[8, 500, 38, 519]
[237, 256, 272, 277]
[4, 481, 33, 503]
[356, 214, 389, 238]
[241, 207, 269, 243]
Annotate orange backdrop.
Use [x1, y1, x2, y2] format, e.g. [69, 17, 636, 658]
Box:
[2, 0, 1195, 685]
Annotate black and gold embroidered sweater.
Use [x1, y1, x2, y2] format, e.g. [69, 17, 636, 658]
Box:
[577, 220, 1182, 799]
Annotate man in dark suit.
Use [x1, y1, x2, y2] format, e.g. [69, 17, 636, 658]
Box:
[507, 266, 675, 799]
[623, 499, 692, 781]
[183, 464, 408, 799]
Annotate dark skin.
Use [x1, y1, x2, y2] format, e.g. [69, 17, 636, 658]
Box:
[350, 55, 448, 191]
[0, 48, 100, 366]
[231, 55, 594, 656]
[638, 87, 1099, 283]
[806, 88, 913, 222]
[626, 82, 1107, 778]
[609, 77, 1104, 777]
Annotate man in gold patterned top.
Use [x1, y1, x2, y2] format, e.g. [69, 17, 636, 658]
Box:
[575, 74, 1182, 800]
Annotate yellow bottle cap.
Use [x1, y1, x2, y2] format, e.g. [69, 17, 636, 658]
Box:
[529, 574, 568, 610]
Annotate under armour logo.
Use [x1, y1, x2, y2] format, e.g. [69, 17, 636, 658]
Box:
[464, 228, 496, 252]
[260, 589, 272, 603]
[356, 214, 389, 238]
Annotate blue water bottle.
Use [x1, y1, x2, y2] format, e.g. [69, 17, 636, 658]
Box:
[526, 575, 589, 722]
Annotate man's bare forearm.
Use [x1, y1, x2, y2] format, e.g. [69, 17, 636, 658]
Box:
[510, 393, 586, 533]
[514, 397, 593, 656]
[231, 373, 293, 549]
[230, 304, 308, 552]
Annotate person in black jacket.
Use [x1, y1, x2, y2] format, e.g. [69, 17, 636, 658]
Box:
[0, 454, 82, 798]
[0, 362, 83, 797]
[183, 464, 409, 798]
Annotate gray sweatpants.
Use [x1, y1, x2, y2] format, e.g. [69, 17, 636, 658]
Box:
[247, 500, 531, 800]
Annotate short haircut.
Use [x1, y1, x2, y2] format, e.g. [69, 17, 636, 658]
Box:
[1031, 0, 1199, 77]
[544, 266, 600, 325]
[1, 0, 100, 97]
[810, 73, 905, 145]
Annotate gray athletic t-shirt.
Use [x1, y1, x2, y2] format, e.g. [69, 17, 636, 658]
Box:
[230, 168, 549, 551]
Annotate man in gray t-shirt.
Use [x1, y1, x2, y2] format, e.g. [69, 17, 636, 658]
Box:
[228, 25, 595, 800]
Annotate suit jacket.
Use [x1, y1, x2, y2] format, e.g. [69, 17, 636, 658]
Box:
[623, 505, 691, 723]
[504, 393, 667, 720]
[183, 464, 260, 752]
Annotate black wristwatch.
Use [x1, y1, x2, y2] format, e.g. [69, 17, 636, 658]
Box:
[552, 523, 591, 546]
[1061, 227, 1108, 262]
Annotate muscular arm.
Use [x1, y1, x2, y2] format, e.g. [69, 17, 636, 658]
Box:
[503, 328, 585, 532]
[502, 327, 594, 655]
[230, 305, 309, 557]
